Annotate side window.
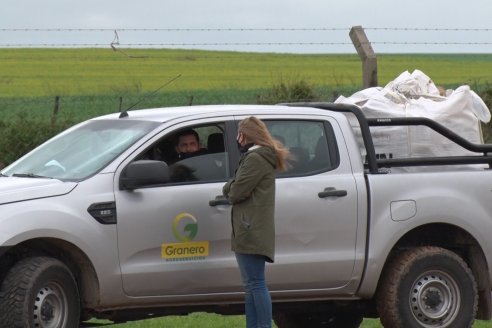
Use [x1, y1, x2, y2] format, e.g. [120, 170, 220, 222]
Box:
[265, 120, 339, 177]
[138, 123, 229, 183]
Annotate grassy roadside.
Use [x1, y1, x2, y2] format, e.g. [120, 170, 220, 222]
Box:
[84, 315, 492, 327]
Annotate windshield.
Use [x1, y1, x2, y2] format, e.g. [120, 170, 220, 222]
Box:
[2, 119, 160, 181]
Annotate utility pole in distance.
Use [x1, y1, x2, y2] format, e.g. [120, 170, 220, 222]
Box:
[350, 26, 378, 88]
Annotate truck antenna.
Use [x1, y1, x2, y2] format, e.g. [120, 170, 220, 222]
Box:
[119, 74, 182, 118]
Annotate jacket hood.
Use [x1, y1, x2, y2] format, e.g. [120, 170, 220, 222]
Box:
[249, 146, 276, 169]
[0, 178, 77, 205]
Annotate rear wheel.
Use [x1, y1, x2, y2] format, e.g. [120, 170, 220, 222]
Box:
[0, 256, 80, 328]
[377, 246, 477, 328]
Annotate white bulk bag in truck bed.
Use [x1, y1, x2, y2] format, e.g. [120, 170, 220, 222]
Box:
[335, 69, 491, 171]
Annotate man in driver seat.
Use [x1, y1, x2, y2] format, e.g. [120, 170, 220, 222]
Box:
[170, 129, 207, 182]
[175, 129, 206, 159]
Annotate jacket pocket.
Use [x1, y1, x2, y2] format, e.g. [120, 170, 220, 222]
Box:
[241, 215, 252, 230]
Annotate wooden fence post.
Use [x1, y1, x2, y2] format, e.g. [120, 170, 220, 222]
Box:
[349, 26, 378, 88]
[51, 96, 60, 125]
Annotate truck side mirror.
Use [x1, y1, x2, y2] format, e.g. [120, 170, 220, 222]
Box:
[119, 160, 170, 190]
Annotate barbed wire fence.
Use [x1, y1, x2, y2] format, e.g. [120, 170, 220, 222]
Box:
[1, 27, 492, 46]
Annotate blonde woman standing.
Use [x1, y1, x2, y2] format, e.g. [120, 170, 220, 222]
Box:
[223, 116, 289, 328]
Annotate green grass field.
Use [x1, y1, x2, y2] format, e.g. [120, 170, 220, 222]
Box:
[1, 49, 492, 97]
[1, 49, 492, 98]
[1, 49, 492, 123]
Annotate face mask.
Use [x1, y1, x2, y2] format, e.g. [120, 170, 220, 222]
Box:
[237, 133, 252, 153]
[238, 142, 254, 153]
[177, 149, 201, 160]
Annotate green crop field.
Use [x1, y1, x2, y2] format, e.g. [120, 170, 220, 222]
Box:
[1, 48, 492, 123]
[1, 49, 492, 97]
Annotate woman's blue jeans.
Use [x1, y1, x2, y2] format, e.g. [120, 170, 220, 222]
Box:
[235, 253, 272, 328]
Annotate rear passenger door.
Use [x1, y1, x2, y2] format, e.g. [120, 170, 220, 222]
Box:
[263, 118, 359, 291]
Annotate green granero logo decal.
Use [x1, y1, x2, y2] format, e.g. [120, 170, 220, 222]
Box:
[172, 212, 198, 242]
[163, 212, 209, 261]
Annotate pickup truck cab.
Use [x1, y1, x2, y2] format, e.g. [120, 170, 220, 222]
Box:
[0, 103, 491, 328]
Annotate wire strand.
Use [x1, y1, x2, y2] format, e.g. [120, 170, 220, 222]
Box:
[1, 42, 491, 47]
[1, 27, 491, 32]
[0, 28, 349, 32]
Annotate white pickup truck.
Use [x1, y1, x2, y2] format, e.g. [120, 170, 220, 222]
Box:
[0, 103, 492, 328]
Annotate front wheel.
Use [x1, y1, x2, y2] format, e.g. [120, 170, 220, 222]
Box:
[0, 256, 80, 328]
[377, 246, 477, 328]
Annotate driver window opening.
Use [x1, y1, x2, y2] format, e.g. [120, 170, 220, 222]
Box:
[138, 124, 228, 183]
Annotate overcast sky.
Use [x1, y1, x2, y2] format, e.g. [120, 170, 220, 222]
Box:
[2, 0, 492, 53]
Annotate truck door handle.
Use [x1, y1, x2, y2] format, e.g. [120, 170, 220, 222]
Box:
[209, 195, 231, 206]
[318, 187, 347, 198]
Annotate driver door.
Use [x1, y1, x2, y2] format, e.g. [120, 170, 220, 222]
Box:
[114, 119, 242, 297]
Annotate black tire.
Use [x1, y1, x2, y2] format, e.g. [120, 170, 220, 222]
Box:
[377, 246, 477, 328]
[0, 256, 80, 328]
[273, 311, 362, 328]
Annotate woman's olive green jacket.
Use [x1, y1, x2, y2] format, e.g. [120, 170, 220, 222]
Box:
[223, 146, 277, 262]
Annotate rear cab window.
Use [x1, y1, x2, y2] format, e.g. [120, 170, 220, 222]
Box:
[265, 120, 339, 177]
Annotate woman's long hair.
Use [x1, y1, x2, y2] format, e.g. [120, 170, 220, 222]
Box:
[238, 116, 290, 172]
